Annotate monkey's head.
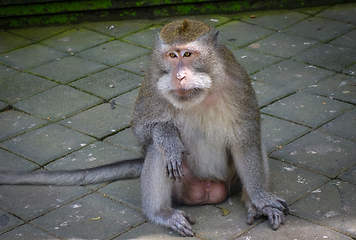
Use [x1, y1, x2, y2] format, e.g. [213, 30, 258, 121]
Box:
[153, 19, 221, 110]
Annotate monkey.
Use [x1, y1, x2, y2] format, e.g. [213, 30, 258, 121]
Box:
[0, 19, 289, 237]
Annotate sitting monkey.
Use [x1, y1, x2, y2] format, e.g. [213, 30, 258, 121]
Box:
[0, 19, 288, 237]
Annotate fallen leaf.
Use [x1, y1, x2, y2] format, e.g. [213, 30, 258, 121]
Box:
[220, 207, 230, 216]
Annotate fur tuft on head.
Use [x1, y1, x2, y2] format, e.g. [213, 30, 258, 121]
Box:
[160, 19, 211, 45]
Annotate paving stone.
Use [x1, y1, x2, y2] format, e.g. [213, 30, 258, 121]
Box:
[191, 196, 259, 239]
[269, 159, 329, 204]
[0, 44, 68, 70]
[7, 25, 71, 42]
[122, 26, 161, 49]
[217, 21, 274, 47]
[99, 178, 141, 209]
[105, 128, 141, 154]
[70, 68, 142, 100]
[343, 63, 356, 76]
[0, 73, 58, 104]
[114, 88, 140, 110]
[305, 74, 356, 104]
[270, 131, 356, 178]
[261, 114, 310, 153]
[247, 32, 319, 58]
[0, 224, 59, 240]
[235, 215, 353, 240]
[0, 124, 95, 165]
[41, 28, 113, 53]
[29, 56, 108, 84]
[329, 29, 356, 49]
[0, 148, 38, 171]
[292, 180, 356, 238]
[32, 193, 145, 239]
[232, 49, 282, 75]
[77, 40, 150, 66]
[13, 85, 102, 121]
[0, 210, 23, 234]
[117, 54, 151, 76]
[252, 81, 295, 107]
[166, 15, 230, 28]
[0, 110, 48, 141]
[317, 3, 356, 24]
[283, 17, 354, 42]
[0, 32, 32, 54]
[59, 104, 132, 139]
[321, 108, 356, 141]
[338, 165, 356, 185]
[46, 141, 139, 171]
[292, 44, 356, 72]
[0, 64, 20, 80]
[240, 10, 309, 30]
[262, 91, 354, 128]
[81, 19, 152, 38]
[117, 221, 201, 239]
[294, 5, 331, 15]
[251, 60, 334, 91]
[0, 184, 89, 220]
[0, 101, 9, 112]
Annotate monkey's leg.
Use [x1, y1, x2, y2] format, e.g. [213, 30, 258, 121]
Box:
[141, 145, 195, 237]
[233, 145, 289, 230]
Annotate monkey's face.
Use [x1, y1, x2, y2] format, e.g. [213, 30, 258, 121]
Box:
[156, 42, 213, 109]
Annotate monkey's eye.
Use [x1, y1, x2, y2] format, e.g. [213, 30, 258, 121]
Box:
[183, 52, 192, 57]
[169, 53, 177, 58]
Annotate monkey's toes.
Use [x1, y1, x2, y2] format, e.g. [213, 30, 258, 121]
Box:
[167, 210, 195, 237]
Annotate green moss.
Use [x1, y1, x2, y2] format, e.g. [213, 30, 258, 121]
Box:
[173, 5, 197, 15]
[153, 8, 169, 17]
[0, 0, 112, 17]
[1, 13, 82, 27]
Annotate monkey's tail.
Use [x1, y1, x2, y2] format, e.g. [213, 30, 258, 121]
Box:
[0, 158, 144, 186]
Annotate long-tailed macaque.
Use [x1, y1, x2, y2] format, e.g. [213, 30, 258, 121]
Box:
[0, 19, 288, 237]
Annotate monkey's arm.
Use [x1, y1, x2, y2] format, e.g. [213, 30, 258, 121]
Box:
[0, 158, 143, 186]
[232, 136, 289, 230]
[151, 122, 189, 181]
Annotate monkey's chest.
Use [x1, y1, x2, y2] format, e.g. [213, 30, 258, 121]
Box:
[176, 112, 232, 181]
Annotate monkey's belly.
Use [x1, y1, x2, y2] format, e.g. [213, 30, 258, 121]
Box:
[172, 159, 228, 205]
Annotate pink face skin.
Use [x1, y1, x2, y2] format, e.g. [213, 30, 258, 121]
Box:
[165, 47, 198, 96]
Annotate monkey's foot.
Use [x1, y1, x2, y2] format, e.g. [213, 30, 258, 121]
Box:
[158, 209, 195, 237]
[247, 194, 289, 230]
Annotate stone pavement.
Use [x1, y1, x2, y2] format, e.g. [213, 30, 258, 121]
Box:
[0, 3, 355, 240]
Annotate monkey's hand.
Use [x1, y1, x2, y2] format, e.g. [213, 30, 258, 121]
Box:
[247, 193, 289, 230]
[159, 209, 195, 237]
[166, 149, 190, 181]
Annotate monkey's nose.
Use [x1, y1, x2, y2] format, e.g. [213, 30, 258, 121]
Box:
[177, 75, 186, 81]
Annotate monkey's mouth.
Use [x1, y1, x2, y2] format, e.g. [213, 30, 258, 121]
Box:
[172, 88, 203, 101]
[175, 89, 194, 96]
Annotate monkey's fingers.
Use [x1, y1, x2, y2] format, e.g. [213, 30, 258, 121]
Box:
[262, 206, 285, 230]
[166, 162, 175, 180]
[278, 198, 290, 215]
[246, 209, 256, 225]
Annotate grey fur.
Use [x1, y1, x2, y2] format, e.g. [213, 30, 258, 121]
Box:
[0, 159, 143, 185]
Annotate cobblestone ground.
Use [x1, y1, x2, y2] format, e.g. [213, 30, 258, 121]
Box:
[0, 3, 355, 240]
